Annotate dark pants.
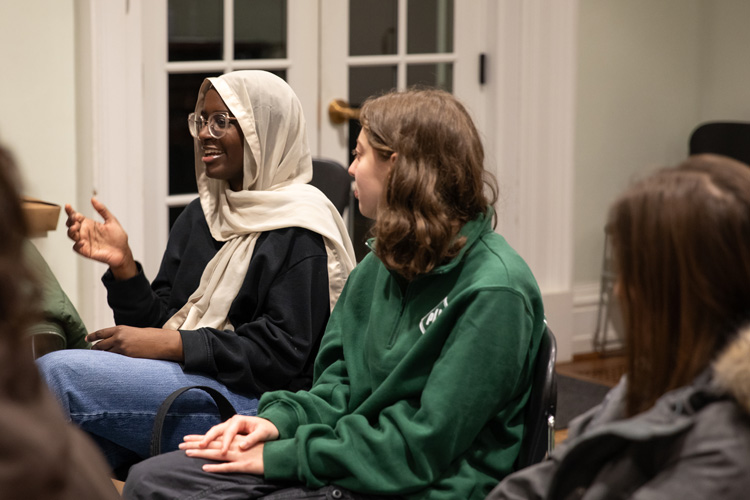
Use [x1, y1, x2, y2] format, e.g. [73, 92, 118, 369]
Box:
[122, 450, 397, 500]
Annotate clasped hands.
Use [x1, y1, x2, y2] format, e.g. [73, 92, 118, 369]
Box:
[179, 415, 280, 474]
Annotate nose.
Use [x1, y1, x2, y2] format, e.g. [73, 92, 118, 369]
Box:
[198, 120, 211, 140]
[348, 160, 356, 178]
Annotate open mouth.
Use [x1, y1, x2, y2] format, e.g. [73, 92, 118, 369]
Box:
[202, 148, 224, 162]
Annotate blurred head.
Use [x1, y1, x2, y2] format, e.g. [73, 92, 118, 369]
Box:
[609, 154, 750, 416]
[0, 143, 42, 399]
[357, 88, 497, 279]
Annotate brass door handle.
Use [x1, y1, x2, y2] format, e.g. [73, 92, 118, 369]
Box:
[328, 99, 360, 124]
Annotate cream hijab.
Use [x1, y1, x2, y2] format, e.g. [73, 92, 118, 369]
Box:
[164, 71, 356, 331]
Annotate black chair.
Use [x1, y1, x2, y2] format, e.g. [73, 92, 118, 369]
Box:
[689, 121, 750, 165]
[310, 158, 351, 215]
[515, 324, 557, 470]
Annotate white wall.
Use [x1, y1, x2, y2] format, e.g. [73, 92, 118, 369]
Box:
[572, 0, 750, 354]
[697, 0, 750, 121]
[0, 1, 80, 310]
[574, 0, 702, 286]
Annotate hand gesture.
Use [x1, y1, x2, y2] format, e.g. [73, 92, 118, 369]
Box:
[65, 197, 137, 279]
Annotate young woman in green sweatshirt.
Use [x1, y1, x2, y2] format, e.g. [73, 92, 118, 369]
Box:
[123, 88, 545, 500]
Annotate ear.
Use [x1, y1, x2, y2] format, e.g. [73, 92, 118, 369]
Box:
[389, 152, 398, 165]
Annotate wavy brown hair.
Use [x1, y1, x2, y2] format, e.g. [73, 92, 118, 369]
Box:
[609, 154, 750, 416]
[359, 88, 497, 279]
[0, 144, 42, 400]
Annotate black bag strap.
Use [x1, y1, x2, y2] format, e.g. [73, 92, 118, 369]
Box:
[150, 385, 237, 457]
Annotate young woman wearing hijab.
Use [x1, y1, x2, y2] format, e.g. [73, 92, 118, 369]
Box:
[486, 154, 750, 500]
[37, 70, 356, 477]
[122, 88, 545, 500]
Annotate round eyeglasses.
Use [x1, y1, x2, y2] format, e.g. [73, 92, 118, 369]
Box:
[187, 112, 238, 139]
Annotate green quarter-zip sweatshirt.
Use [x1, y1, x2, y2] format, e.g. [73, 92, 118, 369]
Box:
[260, 209, 545, 499]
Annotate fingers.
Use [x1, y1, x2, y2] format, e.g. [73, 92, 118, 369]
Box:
[86, 327, 115, 342]
[91, 197, 113, 222]
[218, 417, 247, 455]
[196, 421, 231, 448]
[201, 461, 251, 474]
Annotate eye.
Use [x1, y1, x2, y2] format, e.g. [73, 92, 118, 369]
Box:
[213, 114, 229, 129]
[351, 149, 360, 159]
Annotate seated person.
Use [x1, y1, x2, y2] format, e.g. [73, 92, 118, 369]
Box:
[37, 70, 356, 477]
[487, 154, 750, 500]
[0, 141, 120, 499]
[122, 88, 545, 500]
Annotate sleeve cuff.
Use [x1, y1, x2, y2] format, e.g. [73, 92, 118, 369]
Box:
[179, 329, 207, 370]
[258, 399, 302, 438]
[102, 262, 151, 310]
[262, 438, 299, 481]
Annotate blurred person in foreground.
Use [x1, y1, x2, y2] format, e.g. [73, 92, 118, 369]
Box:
[0, 142, 119, 499]
[487, 154, 750, 500]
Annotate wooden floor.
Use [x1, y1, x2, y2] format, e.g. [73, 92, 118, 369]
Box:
[556, 350, 626, 388]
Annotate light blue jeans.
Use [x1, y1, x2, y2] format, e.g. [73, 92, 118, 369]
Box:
[37, 350, 258, 472]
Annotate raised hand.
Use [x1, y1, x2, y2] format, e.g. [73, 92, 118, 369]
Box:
[65, 197, 137, 279]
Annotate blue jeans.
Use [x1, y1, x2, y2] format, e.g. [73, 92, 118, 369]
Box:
[37, 350, 258, 472]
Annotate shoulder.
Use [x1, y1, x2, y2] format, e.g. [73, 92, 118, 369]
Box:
[255, 227, 327, 263]
[458, 230, 542, 307]
[171, 198, 206, 231]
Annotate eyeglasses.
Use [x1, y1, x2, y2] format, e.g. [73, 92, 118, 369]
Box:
[187, 112, 238, 139]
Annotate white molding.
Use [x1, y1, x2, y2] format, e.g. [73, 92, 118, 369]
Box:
[572, 281, 624, 356]
[487, 0, 579, 358]
[75, 0, 145, 330]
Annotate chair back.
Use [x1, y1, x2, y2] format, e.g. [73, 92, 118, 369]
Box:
[689, 121, 750, 165]
[310, 158, 351, 214]
[515, 324, 557, 470]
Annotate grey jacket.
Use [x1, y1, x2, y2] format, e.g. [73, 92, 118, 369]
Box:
[487, 328, 750, 500]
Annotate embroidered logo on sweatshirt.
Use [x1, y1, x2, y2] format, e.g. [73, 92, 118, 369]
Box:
[419, 297, 449, 334]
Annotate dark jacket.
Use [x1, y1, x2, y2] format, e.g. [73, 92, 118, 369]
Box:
[486, 328, 750, 500]
[102, 198, 331, 395]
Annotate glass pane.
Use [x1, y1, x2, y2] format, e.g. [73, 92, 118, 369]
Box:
[349, 0, 397, 56]
[406, 63, 453, 92]
[407, 0, 454, 54]
[234, 0, 287, 60]
[168, 72, 217, 195]
[168, 0, 223, 61]
[349, 66, 397, 107]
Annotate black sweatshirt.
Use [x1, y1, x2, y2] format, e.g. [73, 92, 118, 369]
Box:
[102, 198, 330, 396]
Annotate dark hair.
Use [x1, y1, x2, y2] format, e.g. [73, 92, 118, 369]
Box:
[609, 154, 750, 416]
[0, 143, 42, 399]
[359, 88, 498, 279]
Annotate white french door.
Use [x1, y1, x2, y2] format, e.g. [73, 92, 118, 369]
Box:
[140, 0, 485, 271]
